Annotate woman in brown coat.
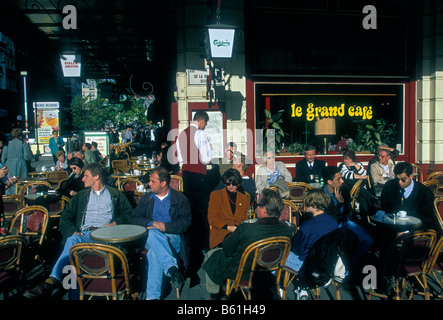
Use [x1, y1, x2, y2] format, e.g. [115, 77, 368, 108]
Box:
[208, 168, 250, 249]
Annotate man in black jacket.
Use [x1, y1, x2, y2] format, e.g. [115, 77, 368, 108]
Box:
[294, 145, 326, 183]
[132, 166, 192, 300]
[380, 161, 438, 232]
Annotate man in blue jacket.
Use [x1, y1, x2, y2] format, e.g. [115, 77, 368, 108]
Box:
[132, 166, 192, 300]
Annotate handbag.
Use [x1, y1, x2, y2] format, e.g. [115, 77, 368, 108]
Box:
[270, 175, 289, 199]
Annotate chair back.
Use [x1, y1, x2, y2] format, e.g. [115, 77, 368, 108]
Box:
[47, 195, 70, 218]
[69, 242, 133, 300]
[424, 180, 440, 196]
[0, 235, 27, 273]
[286, 182, 311, 211]
[281, 199, 302, 229]
[382, 229, 437, 277]
[350, 179, 364, 211]
[227, 236, 291, 299]
[426, 171, 443, 196]
[111, 160, 130, 174]
[411, 163, 424, 183]
[434, 197, 443, 233]
[170, 175, 183, 192]
[118, 178, 143, 192]
[46, 171, 69, 184]
[18, 181, 53, 196]
[8, 206, 49, 247]
[2, 195, 25, 219]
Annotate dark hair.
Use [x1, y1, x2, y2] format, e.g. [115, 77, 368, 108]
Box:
[84, 162, 108, 184]
[342, 149, 356, 162]
[322, 166, 340, 184]
[394, 162, 413, 176]
[69, 157, 84, 169]
[151, 166, 171, 186]
[258, 188, 284, 219]
[193, 110, 209, 122]
[235, 153, 251, 172]
[222, 168, 242, 186]
[91, 141, 98, 148]
[84, 143, 92, 150]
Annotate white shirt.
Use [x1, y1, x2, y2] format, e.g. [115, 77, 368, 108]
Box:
[176, 123, 212, 165]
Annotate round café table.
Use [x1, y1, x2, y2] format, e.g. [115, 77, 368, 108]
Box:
[370, 213, 423, 233]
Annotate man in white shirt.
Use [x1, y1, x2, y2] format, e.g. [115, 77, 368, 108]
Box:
[176, 111, 212, 285]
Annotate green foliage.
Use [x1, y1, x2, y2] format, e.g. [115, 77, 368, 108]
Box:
[261, 109, 287, 153]
[347, 119, 397, 154]
[70, 94, 147, 131]
[287, 141, 304, 154]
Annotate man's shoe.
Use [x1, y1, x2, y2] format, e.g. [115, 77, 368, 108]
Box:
[23, 278, 61, 299]
[169, 268, 185, 299]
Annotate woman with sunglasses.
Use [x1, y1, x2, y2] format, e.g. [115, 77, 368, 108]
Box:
[207, 168, 250, 249]
[56, 157, 86, 197]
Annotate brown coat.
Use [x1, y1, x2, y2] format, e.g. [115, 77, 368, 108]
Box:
[208, 188, 250, 249]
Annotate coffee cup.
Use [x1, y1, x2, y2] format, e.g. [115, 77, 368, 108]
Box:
[397, 210, 407, 218]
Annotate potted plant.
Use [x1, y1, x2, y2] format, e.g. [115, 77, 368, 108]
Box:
[261, 109, 287, 154]
[347, 119, 397, 154]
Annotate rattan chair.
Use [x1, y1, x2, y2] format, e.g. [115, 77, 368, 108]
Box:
[426, 235, 443, 299]
[46, 170, 69, 187]
[282, 199, 302, 230]
[2, 195, 25, 219]
[8, 205, 49, 263]
[170, 175, 183, 192]
[368, 229, 437, 300]
[118, 177, 143, 192]
[47, 195, 70, 219]
[411, 163, 424, 183]
[18, 181, 53, 196]
[434, 197, 443, 234]
[427, 171, 443, 196]
[424, 180, 440, 196]
[225, 236, 291, 300]
[286, 182, 311, 211]
[112, 160, 130, 174]
[0, 235, 27, 299]
[69, 242, 136, 300]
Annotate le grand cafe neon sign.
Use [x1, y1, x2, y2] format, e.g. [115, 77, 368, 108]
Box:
[291, 103, 373, 121]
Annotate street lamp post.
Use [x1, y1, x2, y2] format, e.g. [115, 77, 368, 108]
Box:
[20, 71, 29, 142]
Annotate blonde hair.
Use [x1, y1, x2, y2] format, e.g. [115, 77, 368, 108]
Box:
[11, 128, 23, 139]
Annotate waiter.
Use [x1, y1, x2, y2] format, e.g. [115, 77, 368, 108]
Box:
[176, 110, 212, 285]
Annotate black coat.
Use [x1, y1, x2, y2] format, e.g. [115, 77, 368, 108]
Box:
[294, 158, 326, 183]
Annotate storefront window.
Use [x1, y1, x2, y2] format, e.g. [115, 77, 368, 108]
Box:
[255, 83, 404, 155]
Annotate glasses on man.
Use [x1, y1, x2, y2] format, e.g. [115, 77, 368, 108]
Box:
[396, 177, 409, 183]
[71, 166, 78, 170]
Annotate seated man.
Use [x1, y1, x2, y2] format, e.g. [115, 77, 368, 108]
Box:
[322, 166, 374, 290]
[23, 163, 133, 299]
[202, 188, 293, 299]
[370, 148, 395, 197]
[294, 145, 326, 184]
[132, 166, 192, 300]
[380, 161, 438, 232]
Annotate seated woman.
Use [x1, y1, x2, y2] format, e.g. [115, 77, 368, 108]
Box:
[54, 150, 70, 173]
[56, 157, 85, 197]
[255, 151, 292, 196]
[208, 168, 250, 249]
[338, 149, 368, 188]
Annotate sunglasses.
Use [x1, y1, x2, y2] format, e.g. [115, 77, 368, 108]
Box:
[225, 181, 239, 186]
[396, 177, 409, 183]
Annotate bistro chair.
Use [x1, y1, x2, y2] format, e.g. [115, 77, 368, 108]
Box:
[18, 181, 53, 196]
[2, 195, 25, 221]
[47, 195, 70, 219]
[69, 242, 136, 300]
[281, 228, 357, 300]
[282, 199, 302, 230]
[286, 182, 311, 211]
[426, 171, 443, 196]
[433, 197, 443, 233]
[118, 177, 143, 192]
[46, 170, 69, 188]
[423, 180, 440, 196]
[426, 235, 443, 299]
[225, 236, 291, 300]
[0, 235, 27, 299]
[411, 163, 424, 183]
[170, 175, 183, 192]
[8, 205, 49, 263]
[368, 229, 437, 300]
[112, 160, 130, 174]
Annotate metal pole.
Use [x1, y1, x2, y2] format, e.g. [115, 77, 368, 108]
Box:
[20, 71, 28, 143]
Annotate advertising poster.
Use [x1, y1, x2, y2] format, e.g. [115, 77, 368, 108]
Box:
[34, 102, 60, 155]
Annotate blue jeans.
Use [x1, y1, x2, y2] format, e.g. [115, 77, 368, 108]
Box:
[50, 231, 94, 282]
[340, 220, 374, 270]
[144, 229, 181, 300]
[284, 251, 304, 272]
